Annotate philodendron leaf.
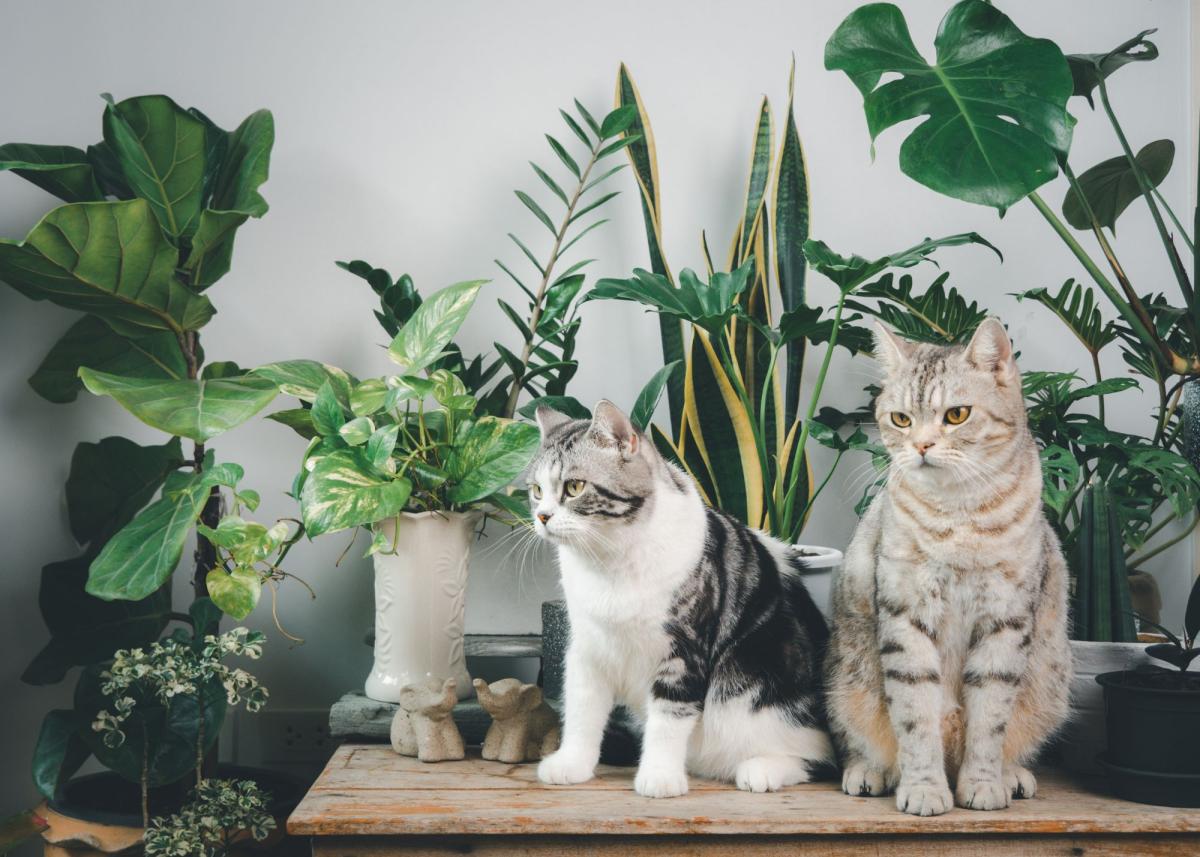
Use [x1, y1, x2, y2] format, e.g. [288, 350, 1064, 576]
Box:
[79, 369, 278, 443]
[265, 408, 317, 439]
[0, 199, 215, 336]
[0, 143, 104, 203]
[804, 233, 1001, 293]
[387, 280, 486, 373]
[86, 464, 243, 601]
[339, 416, 375, 446]
[1068, 30, 1158, 108]
[184, 109, 275, 288]
[311, 381, 346, 437]
[253, 360, 355, 409]
[446, 418, 541, 505]
[205, 567, 262, 621]
[1062, 140, 1174, 232]
[301, 449, 412, 536]
[32, 710, 90, 799]
[65, 436, 184, 546]
[29, 315, 187, 404]
[365, 423, 400, 472]
[825, 0, 1074, 211]
[517, 395, 591, 421]
[102, 94, 208, 238]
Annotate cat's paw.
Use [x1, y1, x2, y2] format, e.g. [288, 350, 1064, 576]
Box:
[1003, 764, 1037, 799]
[842, 761, 893, 797]
[735, 757, 787, 793]
[537, 749, 597, 785]
[895, 780, 953, 816]
[634, 763, 689, 798]
[956, 776, 1011, 810]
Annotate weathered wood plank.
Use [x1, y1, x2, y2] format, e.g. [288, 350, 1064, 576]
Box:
[289, 746, 1200, 838]
[310, 833, 1200, 856]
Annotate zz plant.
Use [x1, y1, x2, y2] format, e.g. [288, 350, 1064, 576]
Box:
[1, 95, 292, 805]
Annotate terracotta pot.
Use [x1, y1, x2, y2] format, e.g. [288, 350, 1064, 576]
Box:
[365, 511, 481, 703]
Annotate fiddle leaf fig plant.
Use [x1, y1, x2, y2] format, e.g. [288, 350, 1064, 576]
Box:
[3, 94, 293, 807]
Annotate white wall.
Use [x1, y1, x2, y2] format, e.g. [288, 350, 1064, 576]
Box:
[1, 0, 1194, 818]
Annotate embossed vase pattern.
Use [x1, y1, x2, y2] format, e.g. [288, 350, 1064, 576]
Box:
[365, 511, 480, 702]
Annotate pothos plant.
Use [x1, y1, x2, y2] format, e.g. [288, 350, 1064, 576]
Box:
[584, 62, 999, 540]
[334, 97, 640, 420]
[263, 280, 542, 544]
[0, 95, 295, 803]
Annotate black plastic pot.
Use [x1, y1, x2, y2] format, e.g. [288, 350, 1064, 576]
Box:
[1096, 669, 1200, 807]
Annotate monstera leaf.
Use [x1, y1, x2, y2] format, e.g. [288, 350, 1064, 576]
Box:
[825, 0, 1074, 211]
[0, 199, 215, 336]
[1068, 30, 1158, 108]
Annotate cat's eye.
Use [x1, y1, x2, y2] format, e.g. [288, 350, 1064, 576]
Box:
[529, 484, 543, 500]
[944, 406, 972, 425]
[890, 412, 912, 428]
[564, 479, 586, 498]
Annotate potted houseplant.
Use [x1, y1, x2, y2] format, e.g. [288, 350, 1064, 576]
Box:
[577, 64, 998, 611]
[1096, 575, 1200, 805]
[824, 0, 1200, 772]
[0, 94, 307, 850]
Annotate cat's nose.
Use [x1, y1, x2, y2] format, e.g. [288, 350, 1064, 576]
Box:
[914, 440, 935, 456]
[536, 511, 552, 524]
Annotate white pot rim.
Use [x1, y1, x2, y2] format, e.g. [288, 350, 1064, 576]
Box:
[792, 543, 844, 570]
[374, 509, 483, 525]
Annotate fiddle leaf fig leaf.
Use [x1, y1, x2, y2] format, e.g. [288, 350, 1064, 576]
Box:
[102, 94, 208, 238]
[1062, 139, 1174, 232]
[825, 0, 1074, 211]
[79, 369, 279, 443]
[65, 436, 184, 546]
[32, 710, 90, 799]
[0, 143, 104, 203]
[0, 199, 215, 336]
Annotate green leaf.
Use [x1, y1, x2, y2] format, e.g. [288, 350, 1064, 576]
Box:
[1062, 140, 1174, 232]
[515, 191, 557, 235]
[24, 554, 171, 684]
[388, 280, 485, 373]
[366, 423, 400, 472]
[517, 395, 591, 421]
[311, 381, 347, 437]
[28, 315, 186, 405]
[253, 359, 355, 409]
[530, 161, 569, 205]
[545, 134, 580, 179]
[559, 110, 591, 148]
[184, 109, 274, 287]
[588, 260, 756, 338]
[630, 361, 681, 431]
[826, 0, 1074, 211]
[848, 271, 988, 344]
[446, 418, 541, 505]
[66, 436, 184, 546]
[0, 199, 215, 336]
[0, 143, 104, 203]
[85, 463, 243, 601]
[737, 98, 772, 261]
[1185, 575, 1200, 643]
[1067, 30, 1158, 108]
[32, 710, 90, 799]
[349, 378, 389, 417]
[102, 94, 208, 238]
[205, 567, 261, 621]
[777, 304, 873, 355]
[339, 416, 375, 446]
[1040, 444, 1081, 517]
[264, 408, 317, 439]
[599, 105, 637, 139]
[803, 233, 1002, 293]
[79, 369, 279, 442]
[301, 448, 412, 536]
[1014, 279, 1118, 355]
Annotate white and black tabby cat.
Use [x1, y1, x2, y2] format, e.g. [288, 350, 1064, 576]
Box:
[826, 319, 1071, 817]
[530, 401, 834, 797]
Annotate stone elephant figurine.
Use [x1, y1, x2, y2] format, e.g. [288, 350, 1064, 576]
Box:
[390, 677, 464, 762]
[474, 677, 561, 763]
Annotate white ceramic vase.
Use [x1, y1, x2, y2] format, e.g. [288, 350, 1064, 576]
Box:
[364, 511, 480, 703]
[792, 544, 844, 618]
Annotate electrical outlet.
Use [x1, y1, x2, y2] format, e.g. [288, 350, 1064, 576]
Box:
[251, 709, 335, 765]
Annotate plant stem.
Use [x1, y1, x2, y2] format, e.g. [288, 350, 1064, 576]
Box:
[1152, 186, 1195, 253]
[1128, 512, 1198, 568]
[502, 143, 603, 419]
[1090, 349, 1106, 424]
[142, 731, 150, 829]
[1097, 77, 1194, 306]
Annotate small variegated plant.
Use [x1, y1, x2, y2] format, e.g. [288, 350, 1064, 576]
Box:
[143, 778, 275, 857]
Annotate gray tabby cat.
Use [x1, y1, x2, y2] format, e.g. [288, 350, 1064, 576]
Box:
[531, 401, 834, 798]
[826, 319, 1071, 816]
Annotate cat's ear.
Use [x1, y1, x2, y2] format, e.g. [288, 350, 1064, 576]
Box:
[591, 399, 640, 456]
[535, 406, 571, 438]
[966, 318, 1016, 379]
[872, 321, 914, 374]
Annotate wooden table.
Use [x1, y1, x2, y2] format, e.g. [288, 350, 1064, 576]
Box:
[289, 744, 1200, 855]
